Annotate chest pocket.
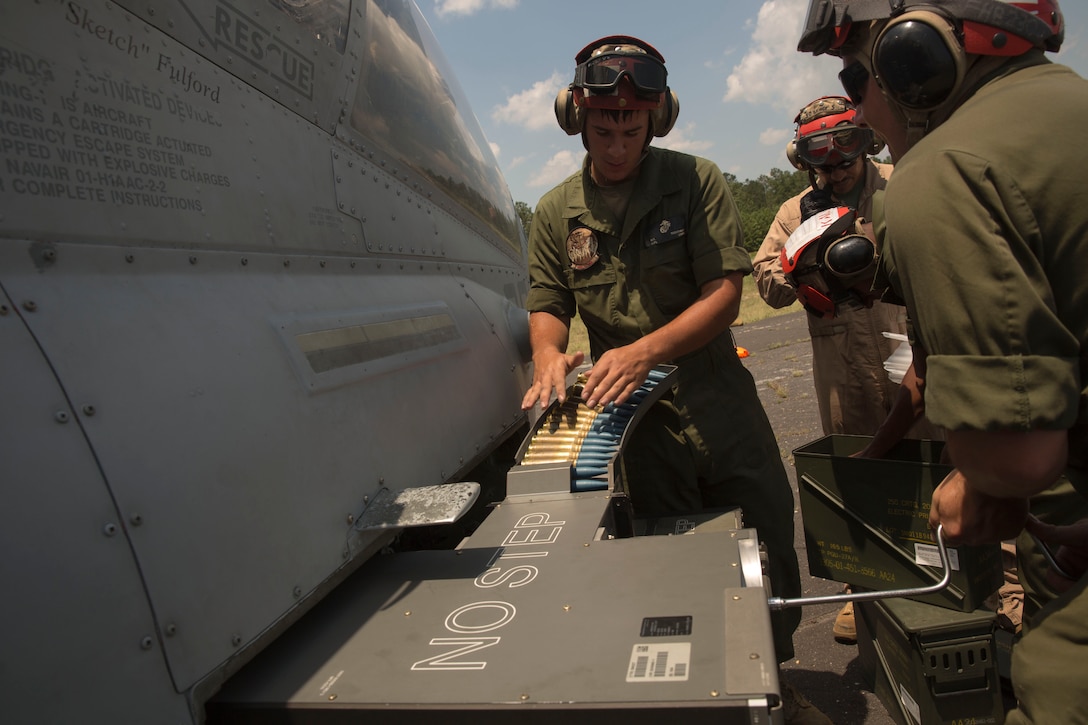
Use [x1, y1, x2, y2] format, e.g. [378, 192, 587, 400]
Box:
[642, 216, 695, 318]
[564, 260, 617, 328]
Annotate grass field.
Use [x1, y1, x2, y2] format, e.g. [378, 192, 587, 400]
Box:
[566, 276, 797, 354]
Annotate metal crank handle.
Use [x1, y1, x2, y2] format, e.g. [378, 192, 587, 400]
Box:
[767, 524, 953, 611]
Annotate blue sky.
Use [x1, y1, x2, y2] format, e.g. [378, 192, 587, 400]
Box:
[415, 0, 1088, 208]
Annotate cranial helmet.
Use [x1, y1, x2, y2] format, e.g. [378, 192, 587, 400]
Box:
[798, 0, 1063, 59]
[781, 205, 878, 319]
[785, 95, 883, 171]
[555, 35, 680, 137]
[797, 1, 1063, 149]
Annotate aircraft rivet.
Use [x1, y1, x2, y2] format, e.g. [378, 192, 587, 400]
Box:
[125, 254, 135, 263]
[749, 653, 760, 660]
[130, 514, 143, 526]
[320, 260, 326, 268]
[42, 249, 56, 262]
[0, 305, 7, 316]
[103, 523, 118, 537]
[733, 595, 742, 601]
[293, 586, 302, 598]
[710, 690, 720, 698]
[283, 259, 290, 267]
[563, 605, 571, 612]
[165, 623, 177, 637]
[22, 300, 36, 312]
[189, 256, 197, 265]
[82, 405, 95, 416]
[54, 411, 69, 424]
[731, 562, 738, 567]
[140, 636, 153, 650]
[404, 611, 411, 617]
[519, 694, 530, 702]
[347, 514, 355, 524]
[231, 635, 242, 647]
[241, 258, 248, 266]
[328, 694, 337, 701]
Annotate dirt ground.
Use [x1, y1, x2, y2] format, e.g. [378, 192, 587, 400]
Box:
[732, 310, 898, 725]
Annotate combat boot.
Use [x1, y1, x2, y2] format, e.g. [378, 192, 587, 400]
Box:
[833, 601, 856, 644]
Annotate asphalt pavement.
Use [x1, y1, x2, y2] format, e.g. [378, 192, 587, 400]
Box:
[732, 309, 898, 725]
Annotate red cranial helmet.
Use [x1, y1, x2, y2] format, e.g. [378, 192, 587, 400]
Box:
[572, 35, 668, 111]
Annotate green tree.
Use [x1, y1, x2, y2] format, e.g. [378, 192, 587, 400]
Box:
[725, 167, 810, 252]
[515, 201, 533, 239]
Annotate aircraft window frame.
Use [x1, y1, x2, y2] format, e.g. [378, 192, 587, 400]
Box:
[347, 0, 520, 254]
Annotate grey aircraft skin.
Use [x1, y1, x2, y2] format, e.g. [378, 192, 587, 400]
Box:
[2, 0, 532, 720]
[1, 2, 794, 723]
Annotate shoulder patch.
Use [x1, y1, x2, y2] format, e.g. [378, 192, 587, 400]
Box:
[566, 226, 600, 270]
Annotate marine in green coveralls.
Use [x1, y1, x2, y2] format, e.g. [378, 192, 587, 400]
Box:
[520, 36, 828, 725]
[798, 1, 1088, 721]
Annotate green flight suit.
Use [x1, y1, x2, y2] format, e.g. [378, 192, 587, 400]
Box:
[527, 146, 802, 661]
[875, 55, 1088, 724]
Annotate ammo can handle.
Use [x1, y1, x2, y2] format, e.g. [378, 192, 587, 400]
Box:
[767, 525, 952, 611]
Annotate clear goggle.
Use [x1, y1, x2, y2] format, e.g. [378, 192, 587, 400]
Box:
[574, 53, 667, 95]
[795, 125, 873, 167]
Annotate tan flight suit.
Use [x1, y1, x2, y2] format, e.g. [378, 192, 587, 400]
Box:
[753, 160, 932, 438]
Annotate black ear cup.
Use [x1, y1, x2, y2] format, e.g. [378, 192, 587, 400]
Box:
[824, 234, 876, 278]
[873, 11, 965, 110]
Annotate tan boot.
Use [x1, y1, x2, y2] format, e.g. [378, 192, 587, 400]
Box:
[833, 601, 856, 644]
[781, 682, 833, 725]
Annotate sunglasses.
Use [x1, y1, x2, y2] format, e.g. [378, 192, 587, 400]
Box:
[839, 62, 869, 106]
[574, 53, 668, 95]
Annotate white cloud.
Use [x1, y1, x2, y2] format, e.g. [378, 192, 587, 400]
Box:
[489, 141, 501, 159]
[492, 72, 566, 131]
[657, 122, 713, 155]
[723, 0, 842, 112]
[434, 0, 518, 18]
[528, 149, 580, 189]
[759, 126, 793, 148]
